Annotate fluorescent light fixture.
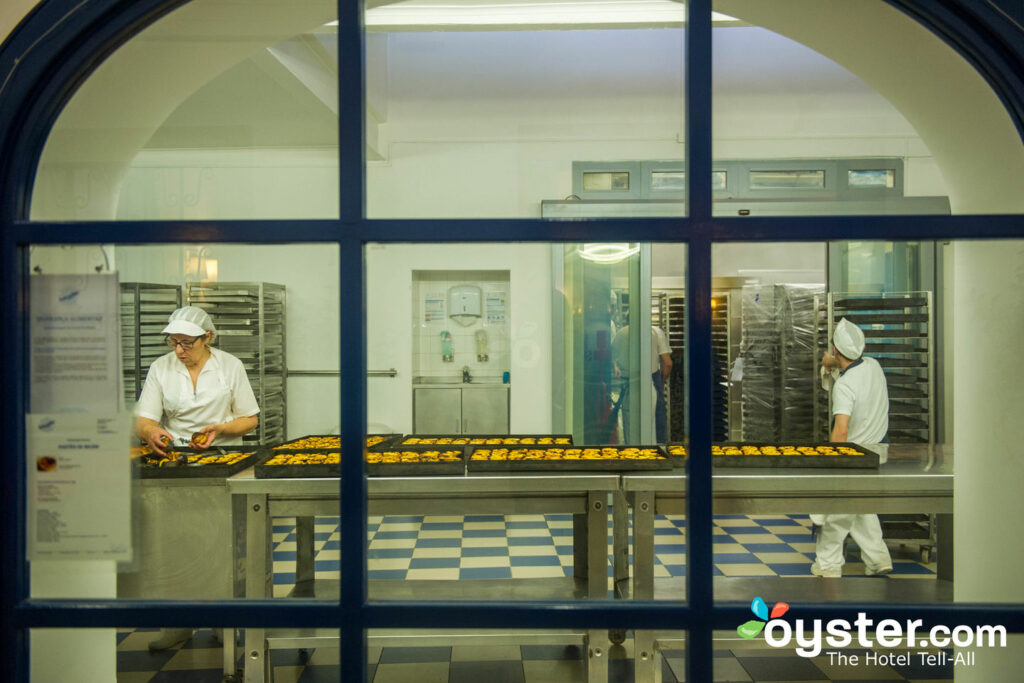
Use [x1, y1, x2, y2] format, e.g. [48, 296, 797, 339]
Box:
[324, 1, 740, 30]
[576, 243, 640, 263]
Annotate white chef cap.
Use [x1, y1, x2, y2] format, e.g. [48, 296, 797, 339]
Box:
[833, 318, 865, 360]
[163, 306, 217, 336]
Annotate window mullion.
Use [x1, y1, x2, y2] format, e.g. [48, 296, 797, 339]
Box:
[685, 0, 714, 680]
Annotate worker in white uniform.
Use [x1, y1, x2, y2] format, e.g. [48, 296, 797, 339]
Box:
[810, 318, 893, 578]
[611, 325, 673, 442]
[134, 305, 260, 650]
[136, 305, 260, 455]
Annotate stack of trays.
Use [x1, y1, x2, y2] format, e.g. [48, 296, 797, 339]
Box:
[467, 444, 672, 472]
[133, 446, 257, 479]
[121, 283, 181, 405]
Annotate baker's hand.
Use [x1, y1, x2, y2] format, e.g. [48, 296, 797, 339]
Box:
[145, 427, 174, 456]
[821, 350, 839, 371]
[190, 424, 221, 449]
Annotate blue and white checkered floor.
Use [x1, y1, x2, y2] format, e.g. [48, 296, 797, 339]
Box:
[116, 514, 941, 682]
[274, 512, 936, 593]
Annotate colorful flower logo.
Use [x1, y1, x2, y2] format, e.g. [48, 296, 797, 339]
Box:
[737, 596, 789, 639]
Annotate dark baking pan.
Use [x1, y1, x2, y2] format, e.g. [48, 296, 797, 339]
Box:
[863, 328, 927, 338]
[838, 313, 928, 325]
[876, 357, 927, 369]
[865, 342, 926, 353]
[467, 444, 672, 472]
[270, 434, 402, 452]
[887, 386, 928, 400]
[137, 447, 258, 479]
[255, 445, 468, 478]
[254, 448, 339, 478]
[834, 297, 928, 310]
[883, 372, 927, 385]
[366, 445, 467, 477]
[398, 434, 574, 447]
[711, 441, 880, 469]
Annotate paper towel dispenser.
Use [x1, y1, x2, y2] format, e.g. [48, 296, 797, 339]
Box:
[448, 285, 482, 326]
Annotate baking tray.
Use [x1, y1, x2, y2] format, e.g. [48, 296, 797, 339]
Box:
[710, 441, 879, 469]
[834, 297, 928, 310]
[467, 444, 672, 472]
[270, 434, 403, 451]
[398, 434, 573, 447]
[135, 447, 258, 479]
[254, 444, 466, 478]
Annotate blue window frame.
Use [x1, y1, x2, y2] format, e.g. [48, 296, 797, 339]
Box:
[2, 1, 1024, 682]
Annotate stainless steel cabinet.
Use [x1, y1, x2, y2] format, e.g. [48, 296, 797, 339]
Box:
[414, 387, 464, 433]
[461, 387, 509, 434]
[413, 386, 509, 434]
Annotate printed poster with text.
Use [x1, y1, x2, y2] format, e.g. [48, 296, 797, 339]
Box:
[27, 413, 131, 561]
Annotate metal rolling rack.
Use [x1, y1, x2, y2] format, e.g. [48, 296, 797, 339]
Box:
[815, 291, 936, 560]
[740, 285, 780, 440]
[120, 283, 182, 406]
[187, 282, 286, 446]
[776, 284, 824, 440]
[817, 292, 935, 444]
[656, 290, 731, 442]
[662, 292, 686, 442]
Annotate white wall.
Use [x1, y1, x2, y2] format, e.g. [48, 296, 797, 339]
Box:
[366, 244, 551, 434]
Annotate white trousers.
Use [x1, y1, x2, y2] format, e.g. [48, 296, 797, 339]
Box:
[814, 513, 892, 572]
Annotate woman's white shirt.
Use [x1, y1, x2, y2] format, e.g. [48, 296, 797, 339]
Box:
[135, 347, 260, 446]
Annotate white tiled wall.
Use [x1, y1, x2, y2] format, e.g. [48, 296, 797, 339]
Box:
[412, 272, 511, 380]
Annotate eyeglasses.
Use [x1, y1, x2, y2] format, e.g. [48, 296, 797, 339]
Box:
[166, 335, 202, 350]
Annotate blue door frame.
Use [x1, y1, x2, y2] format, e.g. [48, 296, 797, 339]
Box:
[1, 1, 1023, 682]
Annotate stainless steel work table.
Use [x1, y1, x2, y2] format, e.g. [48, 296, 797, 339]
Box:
[622, 445, 953, 683]
[227, 470, 620, 683]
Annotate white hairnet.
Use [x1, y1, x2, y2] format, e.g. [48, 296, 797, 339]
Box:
[833, 318, 865, 360]
[163, 306, 217, 337]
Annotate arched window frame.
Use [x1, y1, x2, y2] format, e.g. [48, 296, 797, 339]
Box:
[1, 1, 1023, 681]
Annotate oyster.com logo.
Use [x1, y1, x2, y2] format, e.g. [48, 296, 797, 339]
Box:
[737, 596, 788, 639]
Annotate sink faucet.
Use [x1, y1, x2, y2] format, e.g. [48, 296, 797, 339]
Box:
[462, 366, 471, 383]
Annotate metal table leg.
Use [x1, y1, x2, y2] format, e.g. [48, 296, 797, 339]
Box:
[585, 630, 609, 683]
[243, 493, 270, 683]
[574, 513, 588, 581]
[936, 513, 953, 581]
[587, 492, 608, 599]
[613, 490, 629, 588]
[631, 491, 658, 683]
[294, 516, 316, 597]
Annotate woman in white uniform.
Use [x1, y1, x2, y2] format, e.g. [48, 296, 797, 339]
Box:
[135, 305, 259, 455]
[134, 305, 259, 650]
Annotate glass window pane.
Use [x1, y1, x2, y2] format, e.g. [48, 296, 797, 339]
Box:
[26, 243, 338, 600]
[748, 169, 824, 190]
[650, 171, 685, 191]
[707, 240, 953, 605]
[365, 0, 686, 219]
[582, 171, 631, 192]
[712, 171, 727, 191]
[711, 0, 1023, 216]
[849, 169, 895, 188]
[32, 627, 340, 681]
[31, 0, 339, 220]
[366, 242, 686, 603]
[364, 627, 682, 683]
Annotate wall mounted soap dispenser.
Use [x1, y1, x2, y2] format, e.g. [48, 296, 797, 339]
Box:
[441, 330, 453, 362]
[475, 329, 489, 362]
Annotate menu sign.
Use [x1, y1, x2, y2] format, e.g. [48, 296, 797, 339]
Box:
[27, 413, 131, 561]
